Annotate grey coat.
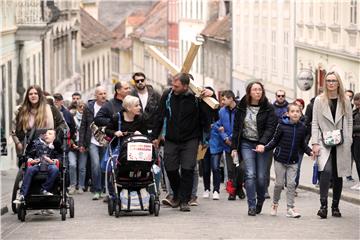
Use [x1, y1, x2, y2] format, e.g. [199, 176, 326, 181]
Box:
[311, 96, 353, 177]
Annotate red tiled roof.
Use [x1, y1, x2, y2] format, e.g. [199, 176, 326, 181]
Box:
[112, 10, 147, 50]
[80, 8, 112, 48]
[201, 15, 231, 42]
[132, 1, 167, 43]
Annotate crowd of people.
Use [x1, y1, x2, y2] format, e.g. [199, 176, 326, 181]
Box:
[11, 70, 360, 218]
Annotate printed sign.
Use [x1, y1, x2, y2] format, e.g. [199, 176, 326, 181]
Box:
[127, 142, 153, 162]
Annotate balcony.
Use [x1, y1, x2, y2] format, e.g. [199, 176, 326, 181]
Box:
[15, 0, 47, 42]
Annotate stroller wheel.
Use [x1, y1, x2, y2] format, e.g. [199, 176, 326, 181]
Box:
[61, 207, 66, 221]
[114, 199, 120, 218]
[108, 197, 114, 216]
[154, 201, 160, 217]
[68, 197, 75, 218]
[149, 195, 155, 215]
[18, 204, 26, 222]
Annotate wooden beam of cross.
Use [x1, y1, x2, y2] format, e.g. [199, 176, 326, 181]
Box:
[145, 43, 219, 109]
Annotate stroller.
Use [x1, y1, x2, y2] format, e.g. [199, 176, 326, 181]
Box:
[105, 134, 160, 217]
[12, 128, 74, 222]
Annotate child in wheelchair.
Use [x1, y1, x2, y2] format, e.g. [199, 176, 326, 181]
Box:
[13, 129, 61, 203]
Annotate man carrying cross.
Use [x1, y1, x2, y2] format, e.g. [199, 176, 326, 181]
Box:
[152, 72, 214, 212]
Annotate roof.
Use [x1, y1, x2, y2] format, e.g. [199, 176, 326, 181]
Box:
[112, 10, 147, 50]
[80, 8, 113, 48]
[132, 1, 167, 44]
[201, 15, 231, 42]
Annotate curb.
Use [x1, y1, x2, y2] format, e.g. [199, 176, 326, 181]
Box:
[1, 205, 9, 216]
[270, 176, 360, 206]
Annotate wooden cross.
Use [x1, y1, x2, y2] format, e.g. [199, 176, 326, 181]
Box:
[145, 43, 219, 109]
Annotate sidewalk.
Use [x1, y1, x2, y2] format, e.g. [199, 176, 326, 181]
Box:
[270, 155, 360, 205]
[1, 169, 18, 215]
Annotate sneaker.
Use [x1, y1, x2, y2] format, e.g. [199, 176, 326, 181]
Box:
[68, 186, 76, 195]
[92, 192, 100, 200]
[248, 207, 256, 216]
[179, 202, 191, 212]
[77, 188, 85, 194]
[264, 191, 271, 199]
[286, 208, 301, 218]
[294, 190, 298, 197]
[41, 190, 53, 196]
[237, 188, 246, 199]
[270, 203, 278, 216]
[13, 194, 24, 204]
[228, 194, 236, 200]
[212, 191, 220, 200]
[203, 190, 210, 199]
[346, 176, 355, 182]
[350, 183, 360, 190]
[161, 195, 173, 207]
[256, 203, 263, 214]
[170, 198, 180, 208]
[188, 196, 199, 206]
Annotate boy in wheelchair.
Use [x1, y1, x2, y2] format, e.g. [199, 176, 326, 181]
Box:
[14, 129, 61, 203]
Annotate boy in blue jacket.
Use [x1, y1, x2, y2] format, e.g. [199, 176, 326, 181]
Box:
[256, 103, 312, 218]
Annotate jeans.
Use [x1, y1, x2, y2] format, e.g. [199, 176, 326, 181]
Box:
[89, 143, 105, 193]
[68, 150, 88, 188]
[240, 140, 269, 208]
[203, 150, 221, 193]
[21, 164, 59, 196]
[273, 161, 298, 209]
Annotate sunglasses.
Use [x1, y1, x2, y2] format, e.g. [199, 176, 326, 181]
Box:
[277, 95, 285, 98]
[134, 78, 145, 83]
[326, 80, 338, 83]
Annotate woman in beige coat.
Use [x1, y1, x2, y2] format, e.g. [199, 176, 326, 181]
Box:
[312, 71, 353, 219]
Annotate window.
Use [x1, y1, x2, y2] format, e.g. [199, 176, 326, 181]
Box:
[108, 52, 110, 79]
[309, 29, 313, 39]
[82, 64, 86, 90]
[350, 0, 357, 24]
[7, 60, 12, 130]
[38, 53, 42, 85]
[349, 34, 357, 47]
[309, 2, 313, 20]
[319, 3, 325, 22]
[283, 32, 289, 74]
[271, 31, 277, 73]
[319, 30, 325, 41]
[97, 57, 100, 83]
[103, 55, 105, 82]
[333, 32, 339, 44]
[92, 60, 95, 86]
[87, 62, 90, 88]
[33, 55, 36, 84]
[1, 65, 6, 138]
[26, 58, 30, 87]
[333, 1, 339, 24]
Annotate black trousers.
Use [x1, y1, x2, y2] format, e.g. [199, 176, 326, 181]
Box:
[164, 139, 198, 203]
[319, 148, 343, 203]
[351, 136, 360, 179]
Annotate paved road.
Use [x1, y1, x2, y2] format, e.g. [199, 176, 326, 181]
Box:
[1, 177, 359, 239]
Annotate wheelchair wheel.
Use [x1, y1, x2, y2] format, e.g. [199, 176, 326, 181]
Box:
[108, 197, 114, 216]
[61, 207, 66, 221]
[114, 199, 120, 218]
[149, 194, 155, 215]
[154, 201, 160, 217]
[12, 170, 23, 214]
[18, 204, 26, 222]
[68, 197, 74, 218]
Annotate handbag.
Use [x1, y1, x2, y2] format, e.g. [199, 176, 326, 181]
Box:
[320, 118, 344, 147]
[312, 157, 319, 185]
[90, 122, 109, 146]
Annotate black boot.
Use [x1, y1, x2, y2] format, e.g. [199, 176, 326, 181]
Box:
[317, 198, 328, 219]
[331, 200, 342, 217]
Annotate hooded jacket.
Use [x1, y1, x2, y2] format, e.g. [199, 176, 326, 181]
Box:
[264, 116, 312, 164]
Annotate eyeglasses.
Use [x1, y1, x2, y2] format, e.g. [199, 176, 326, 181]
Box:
[326, 80, 338, 84]
[277, 95, 285, 98]
[134, 78, 145, 83]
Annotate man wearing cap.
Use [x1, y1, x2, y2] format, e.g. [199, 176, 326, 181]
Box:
[53, 93, 76, 138]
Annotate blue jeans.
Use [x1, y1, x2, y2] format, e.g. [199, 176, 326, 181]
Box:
[21, 164, 59, 196]
[68, 150, 88, 188]
[203, 151, 221, 193]
[89, 143, 105, 193]
[240, 140, 269, 208]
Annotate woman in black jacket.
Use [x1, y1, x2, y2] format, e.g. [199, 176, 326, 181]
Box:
[231, 82, 277, 216]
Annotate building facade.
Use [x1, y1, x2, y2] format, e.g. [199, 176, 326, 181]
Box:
[232, 0, 295, 101]
[295, 0, 360, 103]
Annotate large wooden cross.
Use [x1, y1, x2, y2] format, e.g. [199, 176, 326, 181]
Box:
[145, 43, 219, 109]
